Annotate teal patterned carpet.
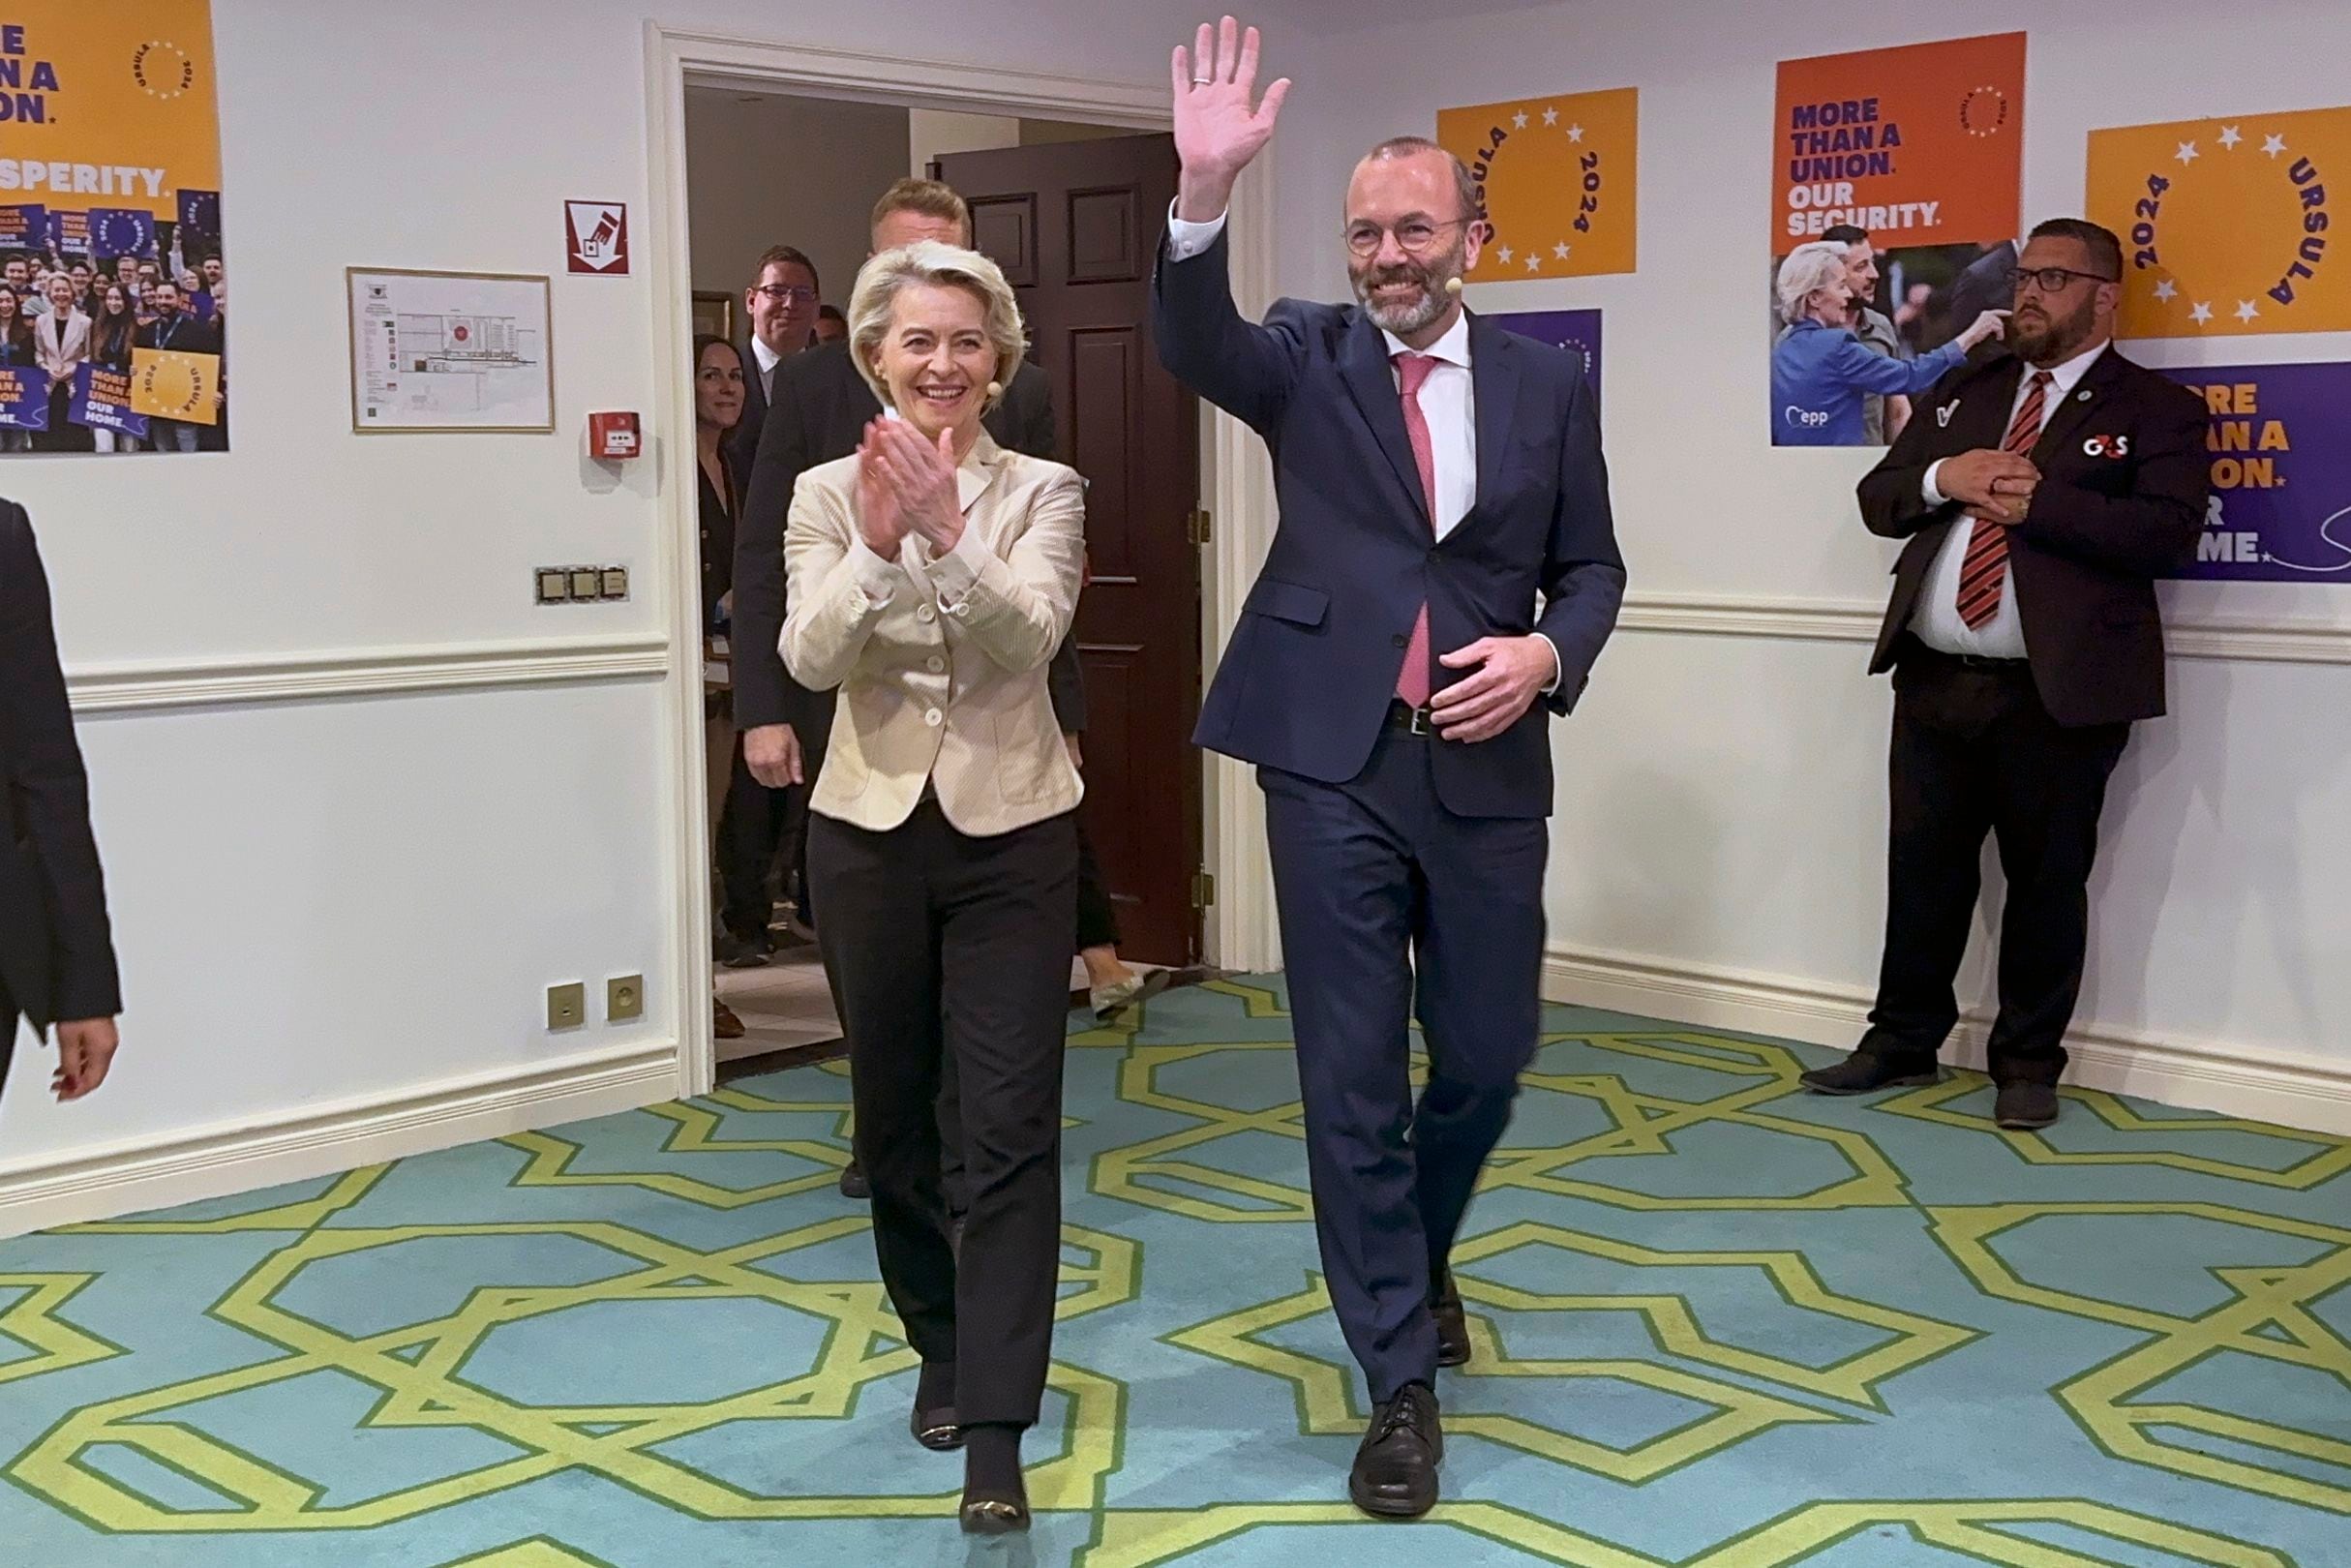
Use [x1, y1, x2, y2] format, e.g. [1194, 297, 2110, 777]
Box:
[1, 976, 2346, 1566]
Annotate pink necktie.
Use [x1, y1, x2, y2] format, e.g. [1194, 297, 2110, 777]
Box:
[1394, 352, 1438, 708]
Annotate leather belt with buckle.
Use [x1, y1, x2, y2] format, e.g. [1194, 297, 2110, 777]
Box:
[1387, 700, 1437, 736]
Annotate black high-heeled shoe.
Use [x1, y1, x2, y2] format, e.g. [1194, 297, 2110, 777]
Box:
[959, 1422, 1028, 1533]
[958, 1478, 1030, 1535]
[910, 1400, 963, 1452]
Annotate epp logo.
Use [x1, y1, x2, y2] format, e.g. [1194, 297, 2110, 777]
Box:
[1784, 406, 1832, 429]
[2082, 434, 2131, 459]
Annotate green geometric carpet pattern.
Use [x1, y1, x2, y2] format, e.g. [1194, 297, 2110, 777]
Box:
[1, 977, 2346, 1565]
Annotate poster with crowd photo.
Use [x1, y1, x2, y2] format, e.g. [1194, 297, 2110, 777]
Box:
[1766, 32, 2025, 448]
[1438, 88, 1639, 283]
[0, 3, 227, 456]
[1491, 309, 1603, 414]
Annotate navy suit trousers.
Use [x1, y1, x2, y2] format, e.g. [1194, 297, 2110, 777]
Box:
[1259, 720, 1548, 1402]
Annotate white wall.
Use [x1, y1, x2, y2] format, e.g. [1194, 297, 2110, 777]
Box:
[1291, 0, 2351, 1125]
[0, 0, 1223, 1231]
[685, 90, 909, 320]
[910, 109, 1021, 177]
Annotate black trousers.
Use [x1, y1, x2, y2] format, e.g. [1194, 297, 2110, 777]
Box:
[1260, 716, 1548, 1402]
[1862, 641, 2130, 1085]
[1, 979, 15, 1103]
[1073, 822, 1119, 951]
[715, 733, 795, 941]
[808, 801, 1079, 1429]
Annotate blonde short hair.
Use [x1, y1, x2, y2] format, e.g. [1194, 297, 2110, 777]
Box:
[1775, 241, 1848, 325]
[870, 178, 972, 246]
[848, 241, 1028, 413]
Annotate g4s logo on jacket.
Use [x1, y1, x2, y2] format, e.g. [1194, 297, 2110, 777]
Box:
[2083, 434, 2132, 458]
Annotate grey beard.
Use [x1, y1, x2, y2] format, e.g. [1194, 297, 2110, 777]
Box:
[1362, 285, 1447, 336]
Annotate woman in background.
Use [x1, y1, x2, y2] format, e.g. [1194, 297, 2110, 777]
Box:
[85, 286, 141, 454]
[694, 333, 750, 1043]
[0, 287, 35, 453]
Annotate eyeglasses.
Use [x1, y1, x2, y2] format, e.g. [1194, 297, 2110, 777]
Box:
[752, 284, 818, 305]
[2004, 266, 2117, 294]
[1342, 217, 1477, 256]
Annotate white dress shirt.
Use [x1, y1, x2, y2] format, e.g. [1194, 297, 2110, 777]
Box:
[749, 335, 783, 402]
[1911, 340, 2109, 659]
[1166, 205, 1560, 691]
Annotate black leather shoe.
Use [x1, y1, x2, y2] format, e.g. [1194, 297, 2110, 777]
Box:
[958, 1476, 1029, 1535]
[1432, 1269, 1471, 1369]
[1799, 1052, 1940, 1095]
[1994, 1081, 2060, 1129]
[838, 1159, 869, 1200]
[1349, 1381, 1441, 1519]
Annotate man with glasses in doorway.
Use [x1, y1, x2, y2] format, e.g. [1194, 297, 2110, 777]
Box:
[1804, 219, 2210, 1131]
[731, 245, 822, 474]
[711, 243, 822, 975]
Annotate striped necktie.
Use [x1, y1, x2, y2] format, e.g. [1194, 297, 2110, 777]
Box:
[1956, 370, 2051, 630]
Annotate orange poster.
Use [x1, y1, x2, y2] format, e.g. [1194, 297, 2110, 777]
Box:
[2089, 106, 2351, 339]
[1438, 87, 1639, 282]
[1771, 32, 2025, 256]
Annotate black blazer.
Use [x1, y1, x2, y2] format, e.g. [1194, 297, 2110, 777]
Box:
[0, 500, 120, 1041]
[1153, 230, 1624, 820]
[1858, 346, 2210, 727]
[724, 337, 771, 477]
[731, 341, 1074, 736]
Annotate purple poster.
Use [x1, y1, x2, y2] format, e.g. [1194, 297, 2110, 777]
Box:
[0, 204, 45, 251]
[0, 366, 53, 431]
[1491, 308, 1603, 413]
[68, 364, 148, 440]
[2163, 362, 2351, 583]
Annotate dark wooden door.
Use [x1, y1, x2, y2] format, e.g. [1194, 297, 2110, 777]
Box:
[936, 134, 1203, 964]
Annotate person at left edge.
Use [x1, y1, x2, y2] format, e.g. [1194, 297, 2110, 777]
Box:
[783, 239, 1084, 1537]
[1156, 16, 1624, 1521]
[2, 500, 125, 1119]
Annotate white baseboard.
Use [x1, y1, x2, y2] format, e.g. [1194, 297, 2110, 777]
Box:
[0, 1042, 680, 1238]
[1542, 945, 2351, 1136]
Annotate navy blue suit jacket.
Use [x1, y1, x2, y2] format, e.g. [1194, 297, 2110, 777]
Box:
[1153, 231, 1625, 819]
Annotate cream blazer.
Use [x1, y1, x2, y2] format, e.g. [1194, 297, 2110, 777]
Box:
[782, 431, 1085, 835]
[35, 310, 89, 380]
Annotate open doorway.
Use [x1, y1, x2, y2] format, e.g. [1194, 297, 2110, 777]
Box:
[679, 88, 1207, 1065]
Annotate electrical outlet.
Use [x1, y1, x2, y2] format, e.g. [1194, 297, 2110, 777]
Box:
[547, 981, 587, 1030]
[607, 975, 644, 1022]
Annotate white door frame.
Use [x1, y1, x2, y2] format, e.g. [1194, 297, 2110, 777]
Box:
[644, 22, 1281, 1095]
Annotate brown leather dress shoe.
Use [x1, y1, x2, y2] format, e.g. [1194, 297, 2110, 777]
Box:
[713, 1001, 745, 1040]
[1432, 1268, 1471, 1368]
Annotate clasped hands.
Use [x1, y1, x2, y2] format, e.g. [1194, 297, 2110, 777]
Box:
[1939, 447, 2041, 527]
[856, 417, 964, 561]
